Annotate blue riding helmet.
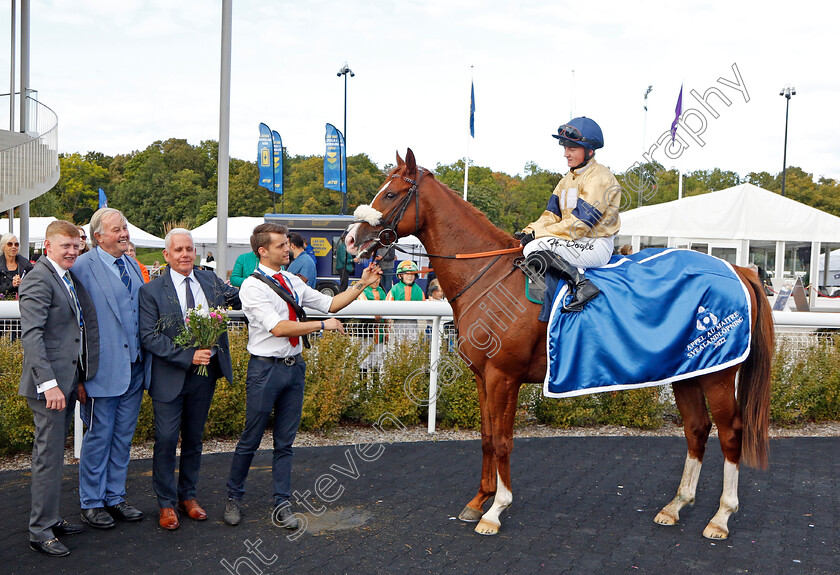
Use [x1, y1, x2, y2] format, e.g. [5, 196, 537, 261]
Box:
[552, 117, 604, 151]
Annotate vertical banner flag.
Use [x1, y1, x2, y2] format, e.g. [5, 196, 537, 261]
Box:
[324, 123, 346, 194]
[671, 84, 683, 142]
[98, 188, 107, 208]
[257, 123, 274, 191]
[470, 80, 475, 138]
[271, 130, 283, 195]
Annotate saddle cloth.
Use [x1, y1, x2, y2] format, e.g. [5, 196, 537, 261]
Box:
[544, 248, 752, 398]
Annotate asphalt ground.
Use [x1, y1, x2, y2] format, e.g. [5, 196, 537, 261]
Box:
[1, 436, 838, 574]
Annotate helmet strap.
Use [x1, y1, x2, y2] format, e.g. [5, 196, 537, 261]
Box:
[571, 150, 594, 172]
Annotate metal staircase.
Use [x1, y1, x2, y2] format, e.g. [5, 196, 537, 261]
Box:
[0, 95, 59, 212]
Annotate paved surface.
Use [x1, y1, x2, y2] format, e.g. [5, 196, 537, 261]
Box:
[1, 436, 838, 574]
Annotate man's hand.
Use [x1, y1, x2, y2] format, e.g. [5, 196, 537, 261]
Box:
[192, 349, 212, 366]
[515, 231, 535, 246]
[44, 387, 66, 411]
[77, 382, 87, 405]
[359, 261, 382, 286]
[322, 317, 345, 334]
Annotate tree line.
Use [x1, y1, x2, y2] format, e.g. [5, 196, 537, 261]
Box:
[28, 137, 840, 237]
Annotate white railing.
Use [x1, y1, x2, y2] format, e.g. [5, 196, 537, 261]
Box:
[0, 95, 60, 212]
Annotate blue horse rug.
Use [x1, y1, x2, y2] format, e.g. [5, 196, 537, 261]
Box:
[544, 248, 752, 398]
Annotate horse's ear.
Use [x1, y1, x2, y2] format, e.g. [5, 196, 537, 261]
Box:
[405, 148, 417, 177]
[396, 151, 405, 167]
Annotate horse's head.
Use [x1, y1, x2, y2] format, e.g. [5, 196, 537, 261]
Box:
[345, 148, 426, 258]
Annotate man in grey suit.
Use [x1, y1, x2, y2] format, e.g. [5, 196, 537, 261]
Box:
[72, 208, 150, 529]
[139, 229, 240, 530]
[19, 220, 99, 557]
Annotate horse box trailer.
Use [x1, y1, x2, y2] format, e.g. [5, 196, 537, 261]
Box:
[264, 213, 429, 296]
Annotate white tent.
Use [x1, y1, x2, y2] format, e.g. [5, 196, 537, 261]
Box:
[817, 249, 840, 287]
[617, 183, 840, 306]
[190, 216, 263, 247]
[0, 217, 57, 246]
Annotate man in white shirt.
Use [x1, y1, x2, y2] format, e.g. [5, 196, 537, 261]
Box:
[18, 220, 99, 557]
[223, 223, 381, 529]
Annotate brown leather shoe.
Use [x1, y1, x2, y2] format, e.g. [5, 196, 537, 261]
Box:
[178, 499, 207, 521]
[158, 507, 179, 530]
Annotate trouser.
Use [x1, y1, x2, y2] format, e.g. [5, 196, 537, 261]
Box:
[79, 360, 145, 508]
[226, 356, 306, 506]
[152, 357, 220, 508]
[523, 235, 615, 269]
[28, 384, 77, 542]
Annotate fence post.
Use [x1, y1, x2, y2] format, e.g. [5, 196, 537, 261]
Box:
[427, 315, 441, 434]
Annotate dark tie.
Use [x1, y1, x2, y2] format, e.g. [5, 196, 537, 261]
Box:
[114, 257, 132, 291]
[63, 273, 84, 358]
[272, 272, 299, 347]
[184, 276, 196, 310]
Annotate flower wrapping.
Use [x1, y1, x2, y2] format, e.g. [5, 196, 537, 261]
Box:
[173, 305, 230, 376]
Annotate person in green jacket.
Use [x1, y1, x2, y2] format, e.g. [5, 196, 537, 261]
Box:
[386, 261, 425, 301]
[230, 250, 258, 288]
[335, 239, 356, 291]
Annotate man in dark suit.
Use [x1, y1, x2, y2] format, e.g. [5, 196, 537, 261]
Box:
[19, 220, 99, 557]
[139, 229, 240, 530]
[72, 208, 150, 529]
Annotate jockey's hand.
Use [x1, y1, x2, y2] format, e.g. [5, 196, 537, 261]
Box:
[515, 231, 535, 246]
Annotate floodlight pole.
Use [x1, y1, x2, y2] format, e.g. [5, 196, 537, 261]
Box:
[780, 85, 796, 197]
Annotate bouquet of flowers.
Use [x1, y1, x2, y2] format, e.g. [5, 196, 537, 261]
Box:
[173, 305, 230, 376]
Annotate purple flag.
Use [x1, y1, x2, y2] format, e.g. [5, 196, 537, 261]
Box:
[670, 84, 683, 142]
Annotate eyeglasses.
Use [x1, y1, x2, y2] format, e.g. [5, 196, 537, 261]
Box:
[6, 242, 19, 247]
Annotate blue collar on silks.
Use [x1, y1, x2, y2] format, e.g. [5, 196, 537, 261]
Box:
[544, 248, 751, 398]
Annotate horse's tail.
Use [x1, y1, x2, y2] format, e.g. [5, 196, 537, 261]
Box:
[737, 269, 775, 469]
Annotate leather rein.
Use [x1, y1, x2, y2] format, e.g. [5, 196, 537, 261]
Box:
[362, 169, 523, 304]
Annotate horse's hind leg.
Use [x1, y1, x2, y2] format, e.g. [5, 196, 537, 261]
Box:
[459, 373, 496, 522]
[655, 378, 712, 527]
[699, 368, 742, 540]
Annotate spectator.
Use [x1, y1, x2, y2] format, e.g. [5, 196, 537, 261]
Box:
[0, 232, 34, 300]
[618, 244, 633, 256]
[427, 279, 446, 301]
[386, 260, 425, 301]
[335, 238, 356, 291]
[287, 232, 317, 285]
[356, 274, 388, 372]
[205, 251, 214, 263]
[378, 245, 396, 292]
[230, 250, 259, 288]
[126, 241, 151, 283]
[76, 226, 90, 254]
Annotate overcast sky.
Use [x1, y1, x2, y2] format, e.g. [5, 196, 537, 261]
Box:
[2, 0, 838, 183]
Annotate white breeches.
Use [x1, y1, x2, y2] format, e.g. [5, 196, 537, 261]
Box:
[523, 235, 615, 269]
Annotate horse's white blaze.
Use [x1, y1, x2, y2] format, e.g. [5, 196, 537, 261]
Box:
[655, 453, 702, 525]
[704, 460, 739, 539]
[480, 471, 512, 528]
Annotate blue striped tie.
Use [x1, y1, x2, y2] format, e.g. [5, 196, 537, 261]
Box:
[114, 257, 132, 291]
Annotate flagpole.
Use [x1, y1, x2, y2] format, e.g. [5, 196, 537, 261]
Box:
[464, 66, 473, 201]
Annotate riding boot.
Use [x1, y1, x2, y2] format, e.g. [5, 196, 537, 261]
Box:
[524, 250, 600, 313]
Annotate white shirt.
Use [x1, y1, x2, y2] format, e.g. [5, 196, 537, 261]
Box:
[36, 257, 79, 394]
[240, 263, 332, 357]
[169, 267, 209, 318]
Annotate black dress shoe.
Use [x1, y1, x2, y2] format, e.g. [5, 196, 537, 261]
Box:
[273, 504, 301, 530]
[52, 519, 85, 536]
[106, 501, 144, 522]
[30, 538, 70, 557]
[80, 507, 116, 529]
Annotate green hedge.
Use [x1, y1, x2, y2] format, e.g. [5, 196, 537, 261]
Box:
[4, 331, 840, 456]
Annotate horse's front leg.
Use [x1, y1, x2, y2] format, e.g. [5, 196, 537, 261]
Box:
[475, 372, 520, 535]
[655, 380, 711, 526]
[459, 373, 496, 522]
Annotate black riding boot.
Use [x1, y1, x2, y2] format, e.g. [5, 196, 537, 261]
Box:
[525, 250, 600, 313]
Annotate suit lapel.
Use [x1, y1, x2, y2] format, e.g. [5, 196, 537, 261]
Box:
[41, 258, 77, 316]
[161, 270, 185, 325]
[87, 252, 124, 321]
[194, 270, 218, 307]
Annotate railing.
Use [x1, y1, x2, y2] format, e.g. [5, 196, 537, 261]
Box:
[0, 94, 59, 212]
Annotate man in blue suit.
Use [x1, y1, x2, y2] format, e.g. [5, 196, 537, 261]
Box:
[72, 208, 150, 529]
[139, 229, 240, 530]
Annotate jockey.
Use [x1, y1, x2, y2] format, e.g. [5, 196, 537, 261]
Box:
[516, 116, 621, 312]
[386, 260, 426, 301]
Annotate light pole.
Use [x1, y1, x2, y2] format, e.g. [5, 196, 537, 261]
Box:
[780, 84, 796, 197]
[337, 63, 354, 215]
[642, 85, 652, 152]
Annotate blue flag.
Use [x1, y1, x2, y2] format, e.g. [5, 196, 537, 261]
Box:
[469, 81, 475, 138]
[257, 123, 274, 191]
[324, 123, 346, 194]
[670, 84, 683, 143]
[98, 188, 107, 208]
[271, 130, 283, 195]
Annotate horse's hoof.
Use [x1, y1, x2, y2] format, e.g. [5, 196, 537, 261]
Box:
[458, 506, 483, 523]
[654, 509, 678, 526]
[702, 522, 729, 540]
[474, 518, 500, 536]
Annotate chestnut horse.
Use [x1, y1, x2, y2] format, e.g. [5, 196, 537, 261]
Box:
[345, 150, 774, 539]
